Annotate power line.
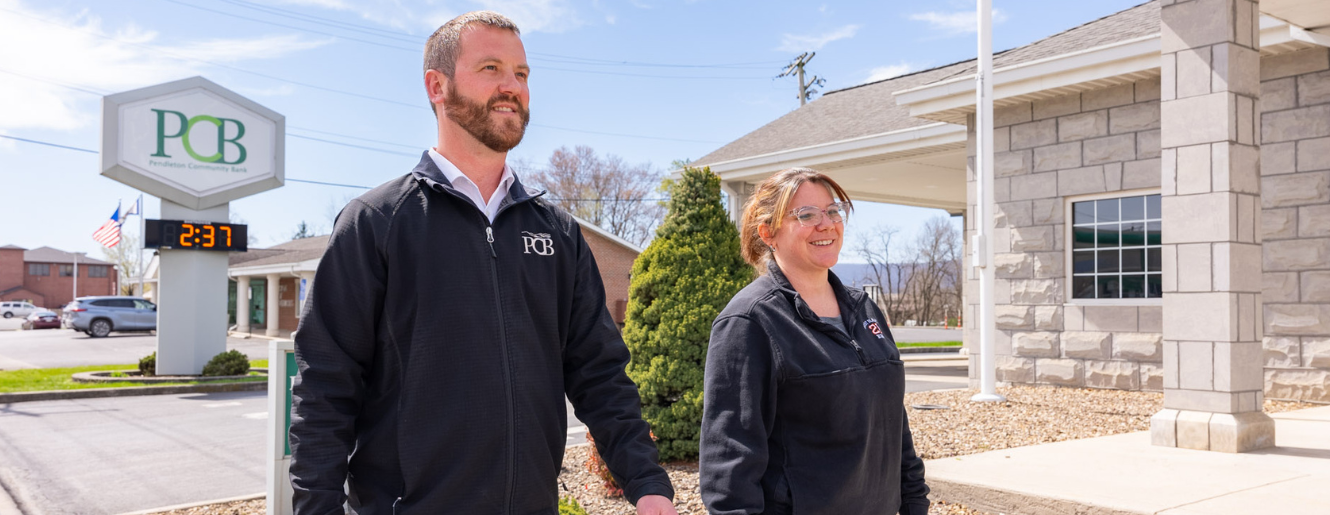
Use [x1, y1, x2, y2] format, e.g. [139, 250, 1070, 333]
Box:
[0, 134, 97, 153]
[0, 9, 720, 145]
[2, 134, 669, 201]
[287, 134, 418, 157]
[209, 0, 785, 70]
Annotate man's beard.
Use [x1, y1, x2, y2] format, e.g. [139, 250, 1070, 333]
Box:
[444, 82, 530, 153]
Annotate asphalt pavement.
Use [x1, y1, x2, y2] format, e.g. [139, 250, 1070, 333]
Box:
[0, 327, 270, 370]
[0, 390, 267, 515]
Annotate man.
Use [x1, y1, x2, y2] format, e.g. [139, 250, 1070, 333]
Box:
[289, 11, 677, 514]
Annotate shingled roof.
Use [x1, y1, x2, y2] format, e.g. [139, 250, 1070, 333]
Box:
[693, 1, 1160, 167]
[229, 235, 330, 268]
[23, 247, 113, 266]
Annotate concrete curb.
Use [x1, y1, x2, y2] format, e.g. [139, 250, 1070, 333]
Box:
[0, 381, 266, 404]
[927, 477, 1145, 515]
[117, 492, 265, 515]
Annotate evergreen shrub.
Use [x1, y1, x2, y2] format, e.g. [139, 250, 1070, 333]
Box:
[558, 496, 588, 515]
[202, 350, 251, 376]
[623, 166, 752, 461]
[138, 351, 156, 376]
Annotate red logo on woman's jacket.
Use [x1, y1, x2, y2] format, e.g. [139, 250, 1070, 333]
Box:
[863, 318, 885, 339]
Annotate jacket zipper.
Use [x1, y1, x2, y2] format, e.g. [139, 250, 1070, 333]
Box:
[432, 182, 543, 515]
[849, 339, 867, 365]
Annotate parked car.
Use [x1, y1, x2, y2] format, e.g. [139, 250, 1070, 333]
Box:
[1, 301, 39, 319]
[63, 296, 157, 338]
[23, 310, 61, 330]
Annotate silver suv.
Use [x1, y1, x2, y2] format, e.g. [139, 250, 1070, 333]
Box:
[64, 296, 157, 338]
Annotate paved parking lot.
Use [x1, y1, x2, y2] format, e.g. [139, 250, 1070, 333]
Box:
[0, 326, 272, 370]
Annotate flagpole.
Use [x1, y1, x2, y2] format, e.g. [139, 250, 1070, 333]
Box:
[971, 0, 1004, 403]
[138, 194, 145, 297]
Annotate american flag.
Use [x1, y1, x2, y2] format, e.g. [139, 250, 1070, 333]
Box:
[92, 206, 122, 248]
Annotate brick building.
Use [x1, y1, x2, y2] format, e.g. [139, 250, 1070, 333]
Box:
[214, 216, 641, 338]
[692, 0, 1330, 451]
[0, 245, 118, 308]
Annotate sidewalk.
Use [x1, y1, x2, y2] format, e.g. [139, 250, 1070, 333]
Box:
[926, 405, 1330, 514]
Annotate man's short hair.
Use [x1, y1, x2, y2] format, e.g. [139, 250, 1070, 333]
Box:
[424, 11, 521, 79]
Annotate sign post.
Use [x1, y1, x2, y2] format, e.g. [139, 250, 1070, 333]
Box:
[267, 339, 297, 515]
[100, 76, 284, 375]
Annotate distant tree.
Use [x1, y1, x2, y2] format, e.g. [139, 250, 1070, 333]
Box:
[854, 223, 907, 324]
[101, 233, 142, 296]
[854, 216, 962, 326]
[292, 221, 315, 240]
[670, 158, 693, 170]
[522, 145, 665, 247]
[622, 166, 752, 461]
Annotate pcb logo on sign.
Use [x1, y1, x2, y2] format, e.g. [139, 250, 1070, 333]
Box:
[522, 231, 554, 256]
[151, 109, 248, 164]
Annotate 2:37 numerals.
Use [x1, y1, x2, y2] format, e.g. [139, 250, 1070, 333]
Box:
[177, 223, 227, 248]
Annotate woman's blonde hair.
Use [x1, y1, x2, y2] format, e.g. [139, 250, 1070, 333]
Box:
[738, 167, 853, 267]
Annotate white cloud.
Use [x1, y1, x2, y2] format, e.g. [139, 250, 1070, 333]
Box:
[605, 14, 616, 24]
[776, 24, 860, 53]
[864, 62, 916, 83]
[0, 0, 330, 135]
[908, 8, 1008, 36]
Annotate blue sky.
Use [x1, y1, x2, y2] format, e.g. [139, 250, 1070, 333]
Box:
[0, 0, 1144, 265]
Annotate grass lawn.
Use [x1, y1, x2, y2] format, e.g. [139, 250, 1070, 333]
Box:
[896, 341, 962, 348]
[0, 360, 269, 394]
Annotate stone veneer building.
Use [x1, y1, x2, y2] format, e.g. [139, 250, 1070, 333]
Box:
[692, 0, 1330, 451]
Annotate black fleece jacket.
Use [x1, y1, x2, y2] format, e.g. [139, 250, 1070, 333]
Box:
[288, 152, 673, 514]
[700, 262, 929, 515]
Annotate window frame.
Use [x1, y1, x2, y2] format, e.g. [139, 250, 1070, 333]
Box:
[27, 263, 50, 277]
[1063, 188, 1162, 306]
[59, 264, 74, 277]
[88, 266, 108, 278]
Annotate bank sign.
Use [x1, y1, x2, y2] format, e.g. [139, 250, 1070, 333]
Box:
[102, 76, 284, 210]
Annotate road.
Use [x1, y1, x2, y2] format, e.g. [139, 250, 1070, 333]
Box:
[889, 326, 962, 343]
[0, 326, 271, 370]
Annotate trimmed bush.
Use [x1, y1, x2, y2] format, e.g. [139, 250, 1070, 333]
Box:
[623, 166, 752, 461]
[557, 496, 588, 515]
[202, 350, 250, 376]
[138, 352, 156, 376]
[583, 432, 623, 497]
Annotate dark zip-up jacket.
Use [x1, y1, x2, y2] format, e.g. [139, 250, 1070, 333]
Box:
[289, 152, 674, 514]
[700, 261, 929, 515]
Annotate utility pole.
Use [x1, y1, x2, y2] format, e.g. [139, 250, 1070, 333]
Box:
[778, 52, 826, 106]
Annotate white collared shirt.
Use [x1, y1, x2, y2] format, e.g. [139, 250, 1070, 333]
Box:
[428, 148, 515, 223]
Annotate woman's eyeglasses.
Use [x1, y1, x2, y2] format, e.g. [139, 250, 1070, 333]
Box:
[788, 202, 848, 227]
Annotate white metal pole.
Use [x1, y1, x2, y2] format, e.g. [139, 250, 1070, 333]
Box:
[73, 252, 79, 302]
[138, 194, 145, 297]
[971, 0, 1004, 403]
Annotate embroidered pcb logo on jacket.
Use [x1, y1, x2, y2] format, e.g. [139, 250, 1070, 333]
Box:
[522, 231, 554, 256]
[863, 318, 886, 339]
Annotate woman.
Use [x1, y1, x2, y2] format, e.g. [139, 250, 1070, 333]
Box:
[699, 168, 929, 515]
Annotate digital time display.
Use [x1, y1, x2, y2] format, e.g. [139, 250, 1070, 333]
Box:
[145, 219, 248, 252]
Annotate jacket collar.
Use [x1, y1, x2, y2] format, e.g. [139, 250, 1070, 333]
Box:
[765, 260, 867, 327]
[410, 150, 543, 208]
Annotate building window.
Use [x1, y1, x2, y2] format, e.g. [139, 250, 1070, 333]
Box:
[27, 263, 50, 276]
[1071, 194, 1161, 299]
[60, 264, 74, 277]
[88, 266, 109, 278]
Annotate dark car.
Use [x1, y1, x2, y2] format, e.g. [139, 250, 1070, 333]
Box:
[63, 296, 156, 337]
[23, 310, 60, 330]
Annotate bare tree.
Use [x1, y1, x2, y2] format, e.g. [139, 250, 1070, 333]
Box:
[854, 223, 908, 325]
[521, 145, 666, 247]
[854, 216, 962, 327]
[101, 233, 142, 296]
[899, 216, 962, 325]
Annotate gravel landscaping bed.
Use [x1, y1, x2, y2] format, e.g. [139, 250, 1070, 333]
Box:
[156, 386, 1317, 515]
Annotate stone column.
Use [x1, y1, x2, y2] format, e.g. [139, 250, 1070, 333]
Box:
[266, 273, 281, 337]
[1151, 0, 1273, 452]
[235, 275, 250, 334]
